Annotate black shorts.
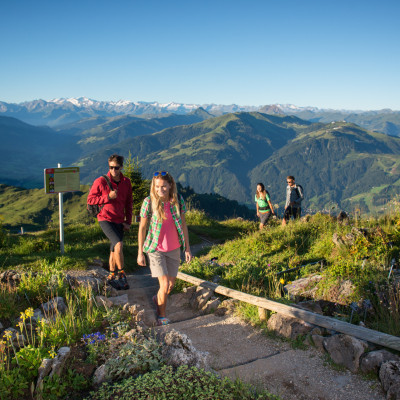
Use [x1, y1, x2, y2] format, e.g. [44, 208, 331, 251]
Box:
[284, 206, 301, 221]
[99, 221, 124, 252]
[259, 212, 272, 225]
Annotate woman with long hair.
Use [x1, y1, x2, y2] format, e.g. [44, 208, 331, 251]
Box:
[137, 171, 192, 325]
[255, 182, 275, 230]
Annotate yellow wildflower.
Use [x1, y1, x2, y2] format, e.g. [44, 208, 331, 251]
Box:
[25, 308, 34, 318]
[280, 278, 285, 285]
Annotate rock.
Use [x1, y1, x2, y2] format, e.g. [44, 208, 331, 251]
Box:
[323, 334, 368, 372]
[107, 294, 129, 307]
[343, 233, 355, 245]
[36, 358, 54, 391]
[267, 314, 315, 340]
[214, 307, 228, 316]
[336, 280, 356, 304]
[190, 287, 214, 310]
[183, 286, 197, 299]
[332, 233, 344, 246]
[294, 300, 323, 315]
[93, 364, 107, 386]
[360, 350, 400, 374]
[96, 295, 114, 308]
[3, 328, 27, 348]
[0, 322, 3, 330]
[105, 285, 119, 297]
[379, 360, 400, 399]
[49, 347, 71, 377]
[201, 298, 221, 314]
[162, 329, 209, 370]
[219, 299, 239, 314]
[0, 270, 22, 284]
[72, 276, 103, 293]
[283, 274, 323, 299]
[311, 334, 326, 352]
[41, 297, 67, 316]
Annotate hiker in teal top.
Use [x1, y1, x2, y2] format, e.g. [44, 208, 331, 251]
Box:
[255, 183, 275, 230]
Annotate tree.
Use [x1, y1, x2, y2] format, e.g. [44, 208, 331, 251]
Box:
[123, 153, 149, 217]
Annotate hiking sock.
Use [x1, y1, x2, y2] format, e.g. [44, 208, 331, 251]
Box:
[107, 271, 117, 280]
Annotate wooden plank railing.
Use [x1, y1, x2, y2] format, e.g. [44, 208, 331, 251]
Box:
[177, 271, 400, 352]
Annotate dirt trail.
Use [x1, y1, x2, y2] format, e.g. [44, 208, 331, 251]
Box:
[123, 268, 385, 400]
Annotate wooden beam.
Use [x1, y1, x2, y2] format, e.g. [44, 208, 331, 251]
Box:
[177, 272, 400, 352]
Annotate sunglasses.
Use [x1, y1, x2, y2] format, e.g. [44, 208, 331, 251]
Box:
[109, 166, 121, 170]
[154, 171, 168, 177]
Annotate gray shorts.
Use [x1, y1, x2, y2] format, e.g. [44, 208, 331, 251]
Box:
[147, 248, 181, 278]
[259, 212, 272, 225]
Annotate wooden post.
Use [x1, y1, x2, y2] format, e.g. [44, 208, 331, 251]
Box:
[258, 307, 267, 321]
[177, 271, 400, 352]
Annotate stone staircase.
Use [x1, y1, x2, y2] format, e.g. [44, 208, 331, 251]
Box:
[122, 267, 385, 400]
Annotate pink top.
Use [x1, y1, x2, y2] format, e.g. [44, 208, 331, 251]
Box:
[156, 202, 181, 252]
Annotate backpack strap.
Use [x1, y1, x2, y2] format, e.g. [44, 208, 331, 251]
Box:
[102, 175, 114, 192]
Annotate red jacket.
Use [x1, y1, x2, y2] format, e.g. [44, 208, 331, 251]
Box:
[87, 172, 133, 224]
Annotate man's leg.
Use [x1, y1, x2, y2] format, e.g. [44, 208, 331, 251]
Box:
[113, 241, 124, 271]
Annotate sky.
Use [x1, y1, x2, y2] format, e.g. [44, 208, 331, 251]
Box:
[1, 0, 399, 110]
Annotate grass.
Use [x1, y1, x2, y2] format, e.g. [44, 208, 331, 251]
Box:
[0, 222, 140, 272]
[180, 211, 400, 336]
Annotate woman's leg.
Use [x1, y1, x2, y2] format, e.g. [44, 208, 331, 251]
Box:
[157, 275, 170, 318]
[156, 275, 177, 318]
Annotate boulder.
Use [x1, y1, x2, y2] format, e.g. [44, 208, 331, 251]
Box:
[360, 350, 400, 375]
[201, 298, 221, 314]
[107, 294, 129, 307]
[294, 300, 323, 315]
[41, 297, 67, 316]
[283, 274, 323, 299]
[49, 346, 71, 377]
[323, 334, 368, 372]
[190, 287, 214, 310]
[311, 334, 326, 352]
[36, 358, 54, 391]
[93, 364, 107, 386]
[162, 329, 209, 370]
[379, 360, 400, 399]
[96, 295, 114, 308]
[3, 328, 27, 348]
[267, 313, 315, 340]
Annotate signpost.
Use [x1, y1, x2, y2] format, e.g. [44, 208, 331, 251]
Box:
[44, 165, 80, 254]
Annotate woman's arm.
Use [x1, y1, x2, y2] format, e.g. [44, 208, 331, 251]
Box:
[137, 217, 147, 266]
[180, 213, 192, 263]
[268, 200, 275, 215]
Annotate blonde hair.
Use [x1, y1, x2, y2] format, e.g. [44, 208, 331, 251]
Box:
[150, 173, 180, 220]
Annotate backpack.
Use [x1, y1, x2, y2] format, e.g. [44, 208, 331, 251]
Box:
[295, 185, 303, 197]
[87, 175, 114, 217]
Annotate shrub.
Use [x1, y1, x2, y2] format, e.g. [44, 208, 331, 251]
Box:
[90, 364, 278, 400]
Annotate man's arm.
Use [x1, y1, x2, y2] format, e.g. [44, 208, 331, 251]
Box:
[87, 178, 109, 205]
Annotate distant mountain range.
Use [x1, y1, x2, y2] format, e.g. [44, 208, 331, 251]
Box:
[1, 97, 400, 137]
[2, 109, 400, 215]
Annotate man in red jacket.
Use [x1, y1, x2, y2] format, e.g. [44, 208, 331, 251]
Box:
[87, 154, 133, 289]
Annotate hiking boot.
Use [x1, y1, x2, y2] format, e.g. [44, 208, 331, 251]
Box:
[117, 270, 129, 290]
[107, 272, 122, 290]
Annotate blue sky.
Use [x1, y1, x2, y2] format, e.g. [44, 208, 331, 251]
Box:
[1, 0, 399, 110]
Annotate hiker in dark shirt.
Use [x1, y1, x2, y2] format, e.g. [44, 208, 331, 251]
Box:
[282, 176, 304, 226]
